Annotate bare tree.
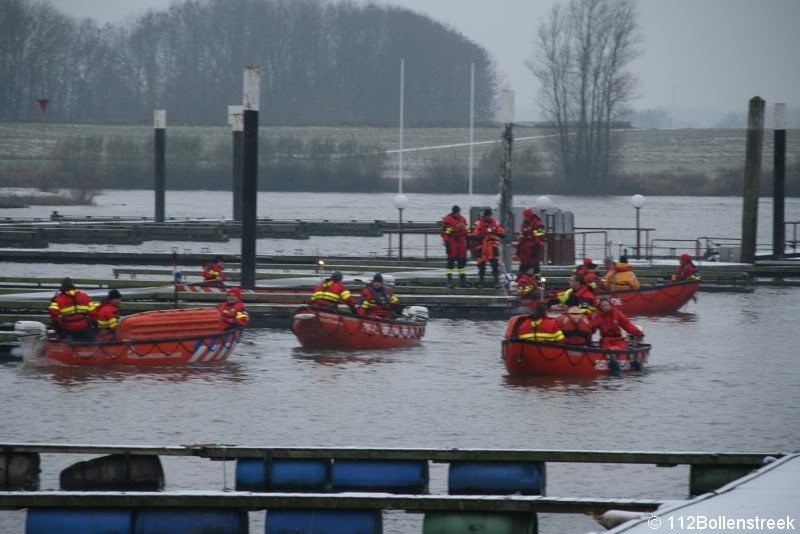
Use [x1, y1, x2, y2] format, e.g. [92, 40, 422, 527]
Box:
[528, 0, 640, 191]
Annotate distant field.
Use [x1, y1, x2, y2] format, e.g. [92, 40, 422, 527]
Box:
[0, 122, 797, 176]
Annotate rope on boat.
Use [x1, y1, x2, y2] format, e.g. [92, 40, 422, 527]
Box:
[297, 306, 424, 340]
[66, 330, 240, 360]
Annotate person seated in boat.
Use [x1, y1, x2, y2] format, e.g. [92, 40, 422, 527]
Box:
[602, 255, 640, 290]
[672, 253, 701, 281]
[310, 271, 358, 314]
[48, 277, 99, 342]
[202, 255, 225, 286]
[517, 302, 565, 343]
[515, 265, 539, 301]
[358, 273, 400, 319]
[591, 296, 644, 350]
[555, 306, 593, 346]
[217, 287, 249, 329]
[95, 289, 122, 342]
[572, 257, 599, 290]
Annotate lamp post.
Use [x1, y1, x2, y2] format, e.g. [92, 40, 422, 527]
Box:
[394, 194, 409, 260]
[630, 194, 646, 260]
[535, 196, 553, 265]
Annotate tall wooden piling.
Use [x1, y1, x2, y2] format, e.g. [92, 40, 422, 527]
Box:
[154, 110, 166, 223]
[773, 103, 786, 259]
[498, 90, 514, 272]
[229, 105, 244, 222]
[240, 66, 261, 289]
[740, 97, 765, 264]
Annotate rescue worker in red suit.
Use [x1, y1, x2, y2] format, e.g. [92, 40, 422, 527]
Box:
[310, 271, 358, 314]
[95, 289, 122, 342]
[358, 273, 400, 319]
[518, 302, 565, 343]
[672, 253, 700, 281]
[572, 257, 599, 291]
[515, 265, 539, 300]
[49, 277, 98, 341]
[556, 306, 593, 346]
[471, 208, 506, 288]
[591, 296, 644, 349]
[517, 207, 545, 274]
[441, 205, 469, 288]
[202, 255, 225, 286]
[217, 287, 249, 329]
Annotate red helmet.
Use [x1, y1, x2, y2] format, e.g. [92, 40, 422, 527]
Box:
[227, 287, 243, 298]
[522, 207, 535, 219]
[583, 257, 593, 266]
[680, 253, 691, 263]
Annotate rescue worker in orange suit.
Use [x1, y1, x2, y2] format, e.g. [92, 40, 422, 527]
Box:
[217, 287, 249, 329]
[441, 205, 469, 288]
[573, 257, 599, 291]
[591, 296, 644, 349]
[515, 265, 539, 300]
[358, 273, 400, 319]
[672, 253, 701, 281]
[602, 255, 640, 290]
[518, 302, 565, 343]
[49, 277, 98, 341]
[471, 208, 506, 288]
[310, 271, 358, 314]
[517, 207, 545, 274]
[556, 306, 593, 346]
[202, 255, 225, 286]
[95, 289, 122, 342]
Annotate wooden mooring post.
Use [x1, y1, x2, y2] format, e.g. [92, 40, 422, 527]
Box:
[153, 110, 166, 223]
[740, 96, 765, 264]
[773, 103, 787, 259]
[240, 66, 260, 289]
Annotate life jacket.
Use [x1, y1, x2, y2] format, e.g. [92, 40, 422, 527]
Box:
[556, 314, 593, 346]
[217, 301, 249, 328]
[516, 273, 538, 298]
[591, 306, 643, 339]
[310, 280, 355, 307]
[359, 285, 399, 314]
[48, 289, 98, 330]
[203, 261, 224, 282]
[519, 216, 545, 244]
[603, 262, 640, 290]
[95, 301, 120, 341]
[441, 213, 468, 241]
[518, 317, 565, 343]
[672, 261, 700, 281]
[472, 218, 505, 262]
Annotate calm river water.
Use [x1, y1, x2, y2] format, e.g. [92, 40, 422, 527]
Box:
[1, 191, 799, 532]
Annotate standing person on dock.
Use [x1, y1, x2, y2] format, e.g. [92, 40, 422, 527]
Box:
[95, 289, 123, 342]
[202, 255, 225, 286]
[471, 208, 506, 288]
[517, 207, 545, 274]
[602, 255, 640, 290]
[217, 287, 249, 329]
[672, 253, 701, 281]
[48, 277, 98, 341]
[358, 273, 400, 319]
[517, 302, 565, 343]
[310, 271, 358, 314]
[441, 205, 469, 288]
[591, 296, 643, 349]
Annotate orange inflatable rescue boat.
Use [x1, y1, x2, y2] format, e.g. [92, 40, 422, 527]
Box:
[14, 308, 241, 366]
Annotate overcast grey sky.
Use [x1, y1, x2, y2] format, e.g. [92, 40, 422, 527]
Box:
[54, 0, 799, 121]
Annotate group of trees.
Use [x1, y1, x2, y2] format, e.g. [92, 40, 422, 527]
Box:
[0, 0, 497, 125]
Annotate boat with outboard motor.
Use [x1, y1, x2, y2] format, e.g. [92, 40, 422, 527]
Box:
[14, 308, 240, 366]
[292, 305, 428, 350]
[502, 314, 650, 376]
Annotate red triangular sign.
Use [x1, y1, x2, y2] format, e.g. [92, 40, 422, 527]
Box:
[37, 99, 49, 111]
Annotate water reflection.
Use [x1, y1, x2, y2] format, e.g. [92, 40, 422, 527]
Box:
[503, 373, 641, 394]
[291, 347, 397, 366]
[19, 361, 249, 387]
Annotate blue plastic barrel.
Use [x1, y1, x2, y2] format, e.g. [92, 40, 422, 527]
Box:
[135, 509, 247, 533]
[266, 509, 382, 534]
[236, 458, 330, 491]
[331, 460, 429, 493]
[448, 461, 546, 495]
[26, 508, 133, 534]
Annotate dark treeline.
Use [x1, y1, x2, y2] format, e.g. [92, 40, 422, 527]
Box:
[0, 0, 497, 125]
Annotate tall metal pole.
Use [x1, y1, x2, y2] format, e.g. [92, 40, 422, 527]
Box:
[469, 62, 475, 196]
[740, 96, 765, 264]
[399, 58, 405, 194]
[773, 103, 786, 259]
[635, 207, 641, 260]
[154, 109, 166, 223]
[240, 66, 261, 289]
[229, 105, 244, 222]
[499, 90, 514, 273]
[398, 208, 404, 260]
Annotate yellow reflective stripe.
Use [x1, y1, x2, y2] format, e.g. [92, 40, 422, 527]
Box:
[445, 227, 453, 234]
[235, 311, 248, 319]
[49, 302, 59, 311]
[390, 295, 399, 304]
[340, 290, 351, 300]
[520, 331, 564, 341]
[446, 268, 453, 274]
[60, 306, 77, 314]
[97, 318, 118, 328]
[533, 230, 545, 237]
